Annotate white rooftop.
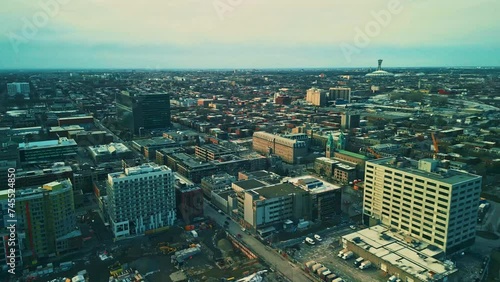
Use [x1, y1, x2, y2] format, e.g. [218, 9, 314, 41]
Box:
[343, 225, 456, 281]
[287, 175, 342, 193]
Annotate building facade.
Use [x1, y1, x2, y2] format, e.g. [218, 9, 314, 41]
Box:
[116, 92, 171, 135]
[306, 88, 326, 106]
[328, 87, 351, 103]
[176, 186, 203, 224]
[106, 163, 176, 238]
[0, 180, 81, 260]
[242, 183, 311, 230]
[363, 158, 482, 254]
[253, 132, 307, 164]
[195, 144, 236, 161]
[18, 138, 78, 164]
[201, 173, 236, 198]
[341, 113, 360, 129]
[7, 82, 30, 99]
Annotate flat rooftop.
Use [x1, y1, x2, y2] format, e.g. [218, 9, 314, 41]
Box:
[19, 138, 77, 149]
[17, 166, 73, 177]
[343, 225, 456, 281]
[255, 182, 305, 198]
[233, 179, 267, 190]
[58, 115, 93, 120]
[368, 158, 482, 185]
[196, 143, 235, 153]
[49, 125, 85, 132]
[171, 153, 215, 169]
[202, 173, 235, 184]
[315, 157, 340, 164]
[287, 175, 341, 193]
[88, 143, 131, 154]
[132, 137, 177, 147]
[109, 163, 171, 179]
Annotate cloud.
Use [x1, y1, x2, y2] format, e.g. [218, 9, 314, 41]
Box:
[0, 0, 499, 68]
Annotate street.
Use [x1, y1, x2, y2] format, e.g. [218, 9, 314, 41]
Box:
[204, 203, 316, 282]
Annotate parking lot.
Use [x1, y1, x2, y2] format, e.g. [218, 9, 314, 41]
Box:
[288, 226, 389, 282]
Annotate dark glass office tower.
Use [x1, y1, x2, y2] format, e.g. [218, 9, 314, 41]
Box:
[116, 92, 170, 135]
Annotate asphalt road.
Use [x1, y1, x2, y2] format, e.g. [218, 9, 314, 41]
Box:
[204, 203, 315, 282]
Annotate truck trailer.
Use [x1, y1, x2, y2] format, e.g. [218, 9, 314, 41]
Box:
[326, 273, 338, 282]
[337, 248, 348, 257]
[316, 266, 328, 276]
[354, 257, 364, 266]
[359, 261, 372, 270]
[320, 270, 332, 280]
[311, 263, 323, 272]
[342, 251, 354, 260]
[305, 260, 316, 269]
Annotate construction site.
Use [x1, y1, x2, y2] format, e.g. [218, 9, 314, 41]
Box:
[108, 220, 274, 282]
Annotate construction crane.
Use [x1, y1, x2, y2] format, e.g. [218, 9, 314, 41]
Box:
[431, 133, 439, 159]
[366, 147, 382, 159]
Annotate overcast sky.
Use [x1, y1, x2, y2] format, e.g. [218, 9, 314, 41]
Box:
[1, 0, 499, 69]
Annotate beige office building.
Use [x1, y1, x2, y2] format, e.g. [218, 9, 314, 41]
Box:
[363, 158, 482, 254]
[306, 87, 326, 106]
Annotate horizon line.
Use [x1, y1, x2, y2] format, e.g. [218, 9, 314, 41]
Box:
[1, 66, 500, 72]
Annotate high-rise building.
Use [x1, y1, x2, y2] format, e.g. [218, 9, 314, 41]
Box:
[341, 113, 360, 129]
[0, 179, 81, 260]
[328, 87, 351, 103]
[363, 158, 482, 254]
[7, 82, 30, 99]
[305, 88, 326, 106]
[106, 163, 176, 238]
[116, 92, 171, 135]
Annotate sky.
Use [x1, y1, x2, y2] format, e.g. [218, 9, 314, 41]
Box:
[1, 0, 499, 69]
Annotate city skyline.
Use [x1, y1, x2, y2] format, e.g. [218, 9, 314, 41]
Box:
[1, 0, 499, 69]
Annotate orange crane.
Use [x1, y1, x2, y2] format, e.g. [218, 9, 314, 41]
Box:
[431, 133, 439, 159]
[366, 147, 382, 159]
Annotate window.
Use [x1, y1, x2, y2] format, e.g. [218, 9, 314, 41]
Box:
[438, 191, 448, 197]
[439, 185, 450, 191]
[438, 203, 448, 209]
